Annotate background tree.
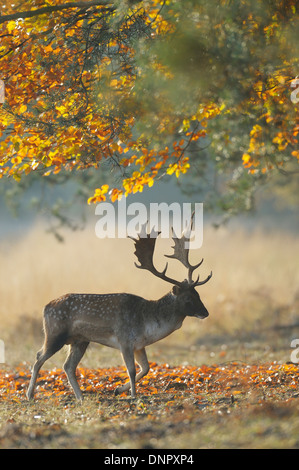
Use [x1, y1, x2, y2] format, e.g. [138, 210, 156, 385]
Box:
[0, 0, 298, 220]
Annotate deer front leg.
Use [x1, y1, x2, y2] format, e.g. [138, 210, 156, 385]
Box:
[115, 348, 149, 397]
[116, 347, 136, 397]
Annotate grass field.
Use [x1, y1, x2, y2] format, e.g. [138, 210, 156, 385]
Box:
[0, 222, 298, 449]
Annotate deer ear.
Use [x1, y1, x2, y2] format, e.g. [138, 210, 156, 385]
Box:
[172, 285, 181, 296]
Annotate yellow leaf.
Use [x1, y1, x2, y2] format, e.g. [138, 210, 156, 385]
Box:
[182, 119, 190, 132]
[99, 184, 109, 194]
[110, 188, 123, 202]
[65, 29, 75, 37]
[250, 124, 262, 137]
[19, 104, 27, 113]
[11, 156, 22, 165]
[88, 196, 99, 204]
[166, 164, 176, 175]
[110, 79, 119, 87]
[7, 21, 16, 34]
[13, 173, 21, 182]
[242, 153, 251, 164]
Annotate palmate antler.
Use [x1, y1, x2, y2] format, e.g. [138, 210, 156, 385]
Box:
[132, 228, 183, 288]
[131, 217, 212, 288]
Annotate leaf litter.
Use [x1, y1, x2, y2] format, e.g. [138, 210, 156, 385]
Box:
[0, 361, 298, 403]
[0, 361, 298, 448]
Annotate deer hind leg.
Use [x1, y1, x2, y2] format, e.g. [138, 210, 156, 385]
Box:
[135, 348, 150, 385]
[63, 341, 89, 401]
[27, 333, 66, 400]
[115, 347, 149, 398]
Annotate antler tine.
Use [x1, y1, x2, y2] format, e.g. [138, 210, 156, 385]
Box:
[187, 258, 204, 283]
[165, 224, 192, 269]
[192, 271, 213, 287]
[165, 213, 204, 283]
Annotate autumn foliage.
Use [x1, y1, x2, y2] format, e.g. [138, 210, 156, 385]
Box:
[0, 0, 298, 204]
[1, 362, 298, 404]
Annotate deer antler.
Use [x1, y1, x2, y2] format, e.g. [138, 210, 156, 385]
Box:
[165, 214, 212, 286]
[165, 230, 203, 284]
[131, 218, 212, 288]
[131, 225, 183, 287]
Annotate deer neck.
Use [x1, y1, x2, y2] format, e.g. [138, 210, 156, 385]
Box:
[142, 292, 186, 345]
[155, 292, 186, 320]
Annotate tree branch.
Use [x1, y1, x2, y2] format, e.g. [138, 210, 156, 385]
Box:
[0, 1, 114, 24]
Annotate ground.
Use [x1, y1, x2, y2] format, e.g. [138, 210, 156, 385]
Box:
[0, 352, 298, 449]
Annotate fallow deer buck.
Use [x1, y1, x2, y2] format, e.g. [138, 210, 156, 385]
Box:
[27, 220, 212, 401]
